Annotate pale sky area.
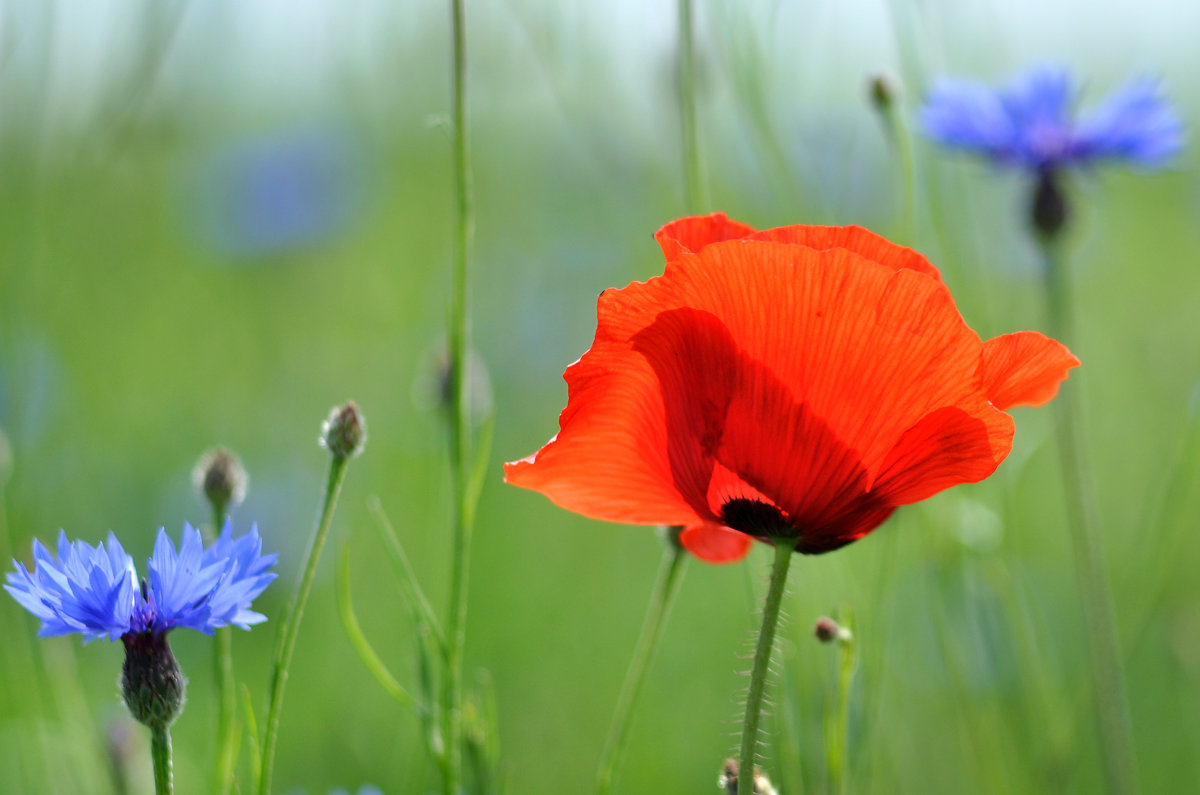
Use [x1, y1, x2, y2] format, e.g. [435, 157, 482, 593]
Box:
[4, 0, 1197, 140]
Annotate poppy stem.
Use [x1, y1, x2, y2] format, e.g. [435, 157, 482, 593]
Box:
[151, 726, 173, 795]
[738, 537, 797, 795]
[1038, 238, 1139, 795]
[594, 541, 688, 795]
[258, 452, 351, 795]
[443, 0, 476, 793]
[677, 0, 707, 212]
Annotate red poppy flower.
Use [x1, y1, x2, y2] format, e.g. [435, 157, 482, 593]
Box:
[504, 214, 1079, 563]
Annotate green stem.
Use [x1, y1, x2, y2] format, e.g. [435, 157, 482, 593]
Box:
[211, 504, 236, 795]
[737, 537, 797, 795]
[677, 0, 706, 212]
[594, 543, 688, 795]
[151, 727, 172, 795]
[443, 1, 474, 792]
[893, 110, 917, 245]
[258, 454, 351, 795]
[826, 611, 857, 795]
[1038, 238, 1139, 795]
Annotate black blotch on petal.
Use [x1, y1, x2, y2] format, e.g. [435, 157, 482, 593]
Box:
[720, 497, 793, 538]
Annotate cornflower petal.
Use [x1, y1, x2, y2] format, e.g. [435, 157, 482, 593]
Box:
[5, 533, 135, 640]
[7, 524, 275, 640]
[921, 65, 1183, 171]
[1072, 78, 1184, 167]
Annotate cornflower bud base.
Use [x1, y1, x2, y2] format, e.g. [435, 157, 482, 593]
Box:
[121, 632, 186, 732]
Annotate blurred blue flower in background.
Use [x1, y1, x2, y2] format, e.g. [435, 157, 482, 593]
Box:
[5, 521, 276, 641]
[920, 66, 1183, 171]
[184, 126, 364, 259]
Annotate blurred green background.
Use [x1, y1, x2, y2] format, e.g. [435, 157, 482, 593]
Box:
[1, 0, 1198, 793]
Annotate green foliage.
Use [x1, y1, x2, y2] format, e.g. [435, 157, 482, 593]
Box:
[1, 2, 1197, 793]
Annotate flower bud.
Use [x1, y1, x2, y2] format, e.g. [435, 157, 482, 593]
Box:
[718, 759, 779, 795]
[0, 425, 11, 487]
[193, 447, 248, 514]
[868, 70, 898, 114]
[120, 631, 186, 731]
[814, 616, 853, 644]
[321, 401, 367, 459]
[414, 343, 494, 427]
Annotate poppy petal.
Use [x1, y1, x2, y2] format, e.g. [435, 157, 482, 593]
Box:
[614, 241, 1011, 534]
[501, 351, 706, 527]
[679, 523, 754, 563]
[502, 293, 708, 526]
[746, 225, 942, 280]
[980, 331, 1080, 409]
[639, 242, 990, 478]
[871, 405, 1014, 505]
[654, 213, 757, 261]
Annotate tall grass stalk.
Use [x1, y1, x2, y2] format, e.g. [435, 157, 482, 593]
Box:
[594, 540, 687, 795]
[443, 0, 476, 792]
[677, 0, 707, 211]
[1038, 237, 1139, 795]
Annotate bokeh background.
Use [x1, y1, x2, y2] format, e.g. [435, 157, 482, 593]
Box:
[1, 1, 1198, 793]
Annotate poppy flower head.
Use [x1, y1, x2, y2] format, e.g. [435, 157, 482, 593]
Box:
[505, 214, 1079, 563]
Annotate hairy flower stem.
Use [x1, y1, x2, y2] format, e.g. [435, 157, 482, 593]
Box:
[443, 0, 475, 792]
[594, 543, 688, 795]
[210, 504, 236, 795]
[151, 727, 172, 795]
[677, 0, 707, 211]
[258, 454, 351, 795]
[1039, 238, 1139, 795]
[738, 537, 798, 795]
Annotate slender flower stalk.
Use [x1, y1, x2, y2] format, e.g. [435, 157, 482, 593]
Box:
[868, 73, 916, 244]
[1037, 235, 1139, 795]
[258, 403, 363, 795]
[443, 1, 475, 792]
[677, 0, 707, 211]
[816, 613, 857, 795]
[919, 66, 1182, 795]
[593, 4, 707, 787]
[594, 533, 687, 795]
[210, 523, 237, 795]
[151, 727, 173, 795]
[195, 447, 248, 795]
[738, 537, 798, 795]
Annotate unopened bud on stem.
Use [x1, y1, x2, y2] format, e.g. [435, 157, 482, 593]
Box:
[814, 616, 853, 645]
[868, 70, 898, 114]
[193, 447, 248, 516]
[719, 759, 779, 795]
[321, 401, 367, 459]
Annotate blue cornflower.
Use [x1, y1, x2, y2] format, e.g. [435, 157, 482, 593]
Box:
[920, 66, 1183, 171]
[5, 521, 276, 642]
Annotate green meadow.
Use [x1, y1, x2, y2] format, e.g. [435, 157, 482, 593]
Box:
[1, 2, 1197, 793]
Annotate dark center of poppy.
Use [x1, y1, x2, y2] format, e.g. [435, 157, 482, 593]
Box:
[720, 497, 794, 538]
